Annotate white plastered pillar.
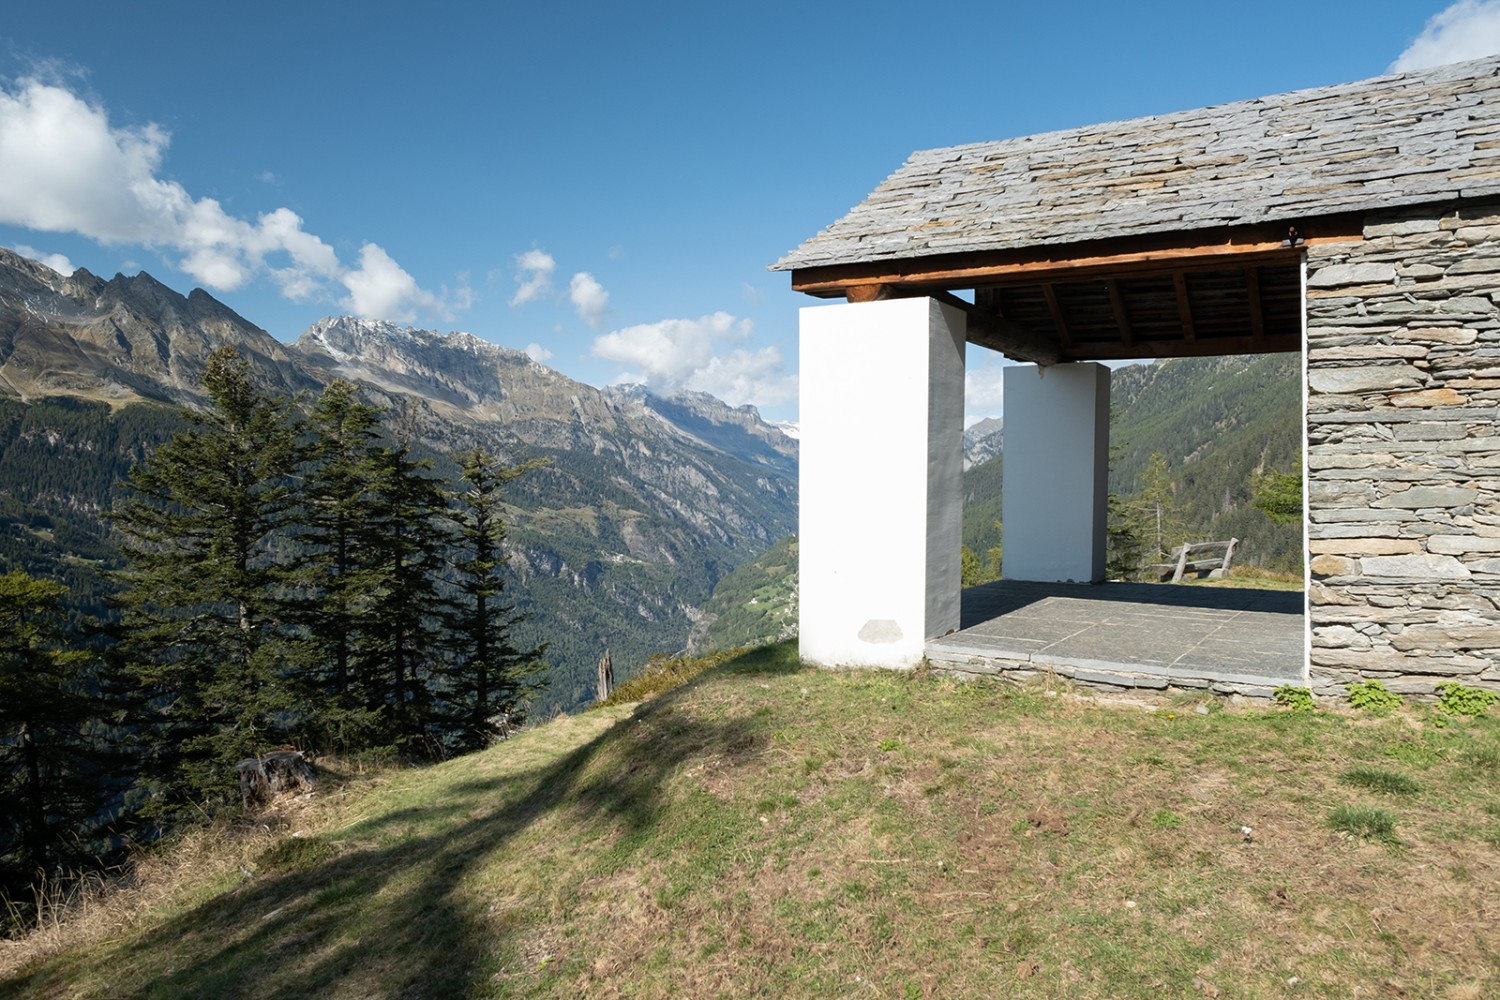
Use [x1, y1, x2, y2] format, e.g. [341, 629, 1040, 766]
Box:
[799, 297, 966, 668]
[1001, 363, 1110, 583]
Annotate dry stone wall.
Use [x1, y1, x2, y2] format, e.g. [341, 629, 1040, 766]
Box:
[1307, 199, 1500, 696]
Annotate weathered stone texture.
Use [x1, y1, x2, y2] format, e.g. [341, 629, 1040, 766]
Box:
[1307, 199, 1500, 695]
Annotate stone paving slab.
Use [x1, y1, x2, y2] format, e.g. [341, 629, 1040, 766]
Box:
[927, 579, 1308, 692]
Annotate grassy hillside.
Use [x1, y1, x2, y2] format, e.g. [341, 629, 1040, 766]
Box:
[5, 647, 1496, 999]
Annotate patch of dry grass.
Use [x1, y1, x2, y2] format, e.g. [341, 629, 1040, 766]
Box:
[1187, 565, 1304, 591]
[3, 642, 1497, 999]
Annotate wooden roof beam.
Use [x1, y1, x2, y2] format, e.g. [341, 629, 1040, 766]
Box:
[924, 290, 1063, 366]
[1245, 266, 1267, 347]
[1106, 279, 1135, 349]
[787, 215, 1360, 299]
[1067, 332, 1302, 360]
[1040, 283, 1074, 350]
[1173, 271, 1197, 343]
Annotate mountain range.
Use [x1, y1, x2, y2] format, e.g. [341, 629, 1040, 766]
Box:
[0, 248, 797, 713]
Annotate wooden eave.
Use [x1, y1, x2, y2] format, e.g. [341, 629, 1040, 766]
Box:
[790, 215, 1364, 363]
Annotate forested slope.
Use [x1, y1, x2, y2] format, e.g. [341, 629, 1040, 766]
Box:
[963, 352, 1303, 575]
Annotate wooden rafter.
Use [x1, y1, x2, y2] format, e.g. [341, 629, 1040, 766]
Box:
[1106, 279, 1134, 349]
[1040, 283, 1073, 349]
[1244, 266, 1266, 347]
[788, 216, 1359, 300]
[814, 230, 1309, 363]
[923, 289, 1062, 366]
[1071, 332, 1301, 360]
[1172, 271, 1197, 343]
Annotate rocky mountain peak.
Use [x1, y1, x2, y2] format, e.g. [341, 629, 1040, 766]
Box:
[603, 384, 797, 474]
[0, 246, 71, 295]
[295, 316, 549, 412]
[0, 249, 306, 404]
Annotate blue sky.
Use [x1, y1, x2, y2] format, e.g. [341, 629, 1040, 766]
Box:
[3, 1, 1499, 424]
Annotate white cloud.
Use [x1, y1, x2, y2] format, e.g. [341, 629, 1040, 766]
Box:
[0, 77, 453, 322]
[591, 311, 797, 408]
[524, 342, 553, 362]
[684, 346, 798, 408]
[972, 364, 1008, 419]
[965, 356, 1015, 425]
[1391, 1, 1500, 71]
[340, 243, 438, 322]
[8, 243, 75, 275]
[569, 271, 610, 328]
[509, 248, 555, 306]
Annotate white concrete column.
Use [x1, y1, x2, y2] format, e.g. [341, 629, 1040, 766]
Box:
[799, 297, 966, 668]
[1001, 363, 1110, 583]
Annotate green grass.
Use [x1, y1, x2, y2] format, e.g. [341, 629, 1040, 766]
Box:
[3, 642, 1498, 999]
[1328, 805, 1400, 845]
[1338, 767, 1420, 797]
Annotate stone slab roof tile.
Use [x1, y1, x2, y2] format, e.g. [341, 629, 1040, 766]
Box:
[773, 55, 1500, 272]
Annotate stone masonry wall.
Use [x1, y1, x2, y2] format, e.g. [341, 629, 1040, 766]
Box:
[1307, 199, 1500, 697]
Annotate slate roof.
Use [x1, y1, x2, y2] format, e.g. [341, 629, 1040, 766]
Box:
[773, 55, 1500, 273]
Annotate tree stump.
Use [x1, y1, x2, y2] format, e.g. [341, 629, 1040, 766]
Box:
[235, 749, 316, 810]
[597, 649, 614, 703]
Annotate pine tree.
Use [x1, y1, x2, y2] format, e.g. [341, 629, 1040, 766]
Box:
[110, 347, 300, 809]
[1252, 457, 1303, 525]
[1106, 492, 1145, 581]
[440, 449, 548, 752]
[1118, 451, 1188, 571]
[352, 439, 453, 754]
[0, 571, 119, 917]
[291, 380, 389, 752]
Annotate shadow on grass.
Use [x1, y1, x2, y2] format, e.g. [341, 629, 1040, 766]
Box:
[2, 642, 802, 1000]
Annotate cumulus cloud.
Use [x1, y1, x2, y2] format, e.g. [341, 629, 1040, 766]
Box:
[509, 248, 555, 306]
[0, 77, 452, 322]
[964, 359, 1010, 424]
[591, 311, 797, 409]
[524, 342, 553, 362]
[341, 243, 439, 322]
[1391, 1, 1500, 71]
[569, 271, 610, 328]
[8, 243, 75, 276]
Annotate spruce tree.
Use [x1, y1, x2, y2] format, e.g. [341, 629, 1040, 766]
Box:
[440, 449, 547, 752]
[1115, 451, 1187, 573]
[292, 379, 388, 752]
[353, 439, 453, 754]
[1252, 458, 1303, 526]
[110, 347, 300, 810]
[0, 571, 120, 918]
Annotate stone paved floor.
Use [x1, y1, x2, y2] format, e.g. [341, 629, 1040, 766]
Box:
[926, 579, 1308, 693]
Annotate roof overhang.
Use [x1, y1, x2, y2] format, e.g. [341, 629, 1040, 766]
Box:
[790, 216, 1363, 364]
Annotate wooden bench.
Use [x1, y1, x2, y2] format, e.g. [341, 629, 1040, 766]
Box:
[1151, 538, 1239, 583]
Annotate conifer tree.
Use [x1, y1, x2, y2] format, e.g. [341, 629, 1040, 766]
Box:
[0, 571, 119, 914]
[353, 439, 453, 753]
[111, 347, 300, 809]
[440, 449, 547, 752]
[1115, 451, 1187, 573]
[1252, 457, 1303, 525]
[292, 379, 388, 752]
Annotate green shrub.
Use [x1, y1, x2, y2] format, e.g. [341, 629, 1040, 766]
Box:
[1273, 685, 1315, 712]
[1347, 679, 1403, 715]
[1434, 682, 1499, 717]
